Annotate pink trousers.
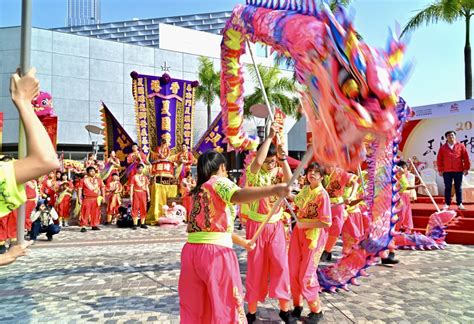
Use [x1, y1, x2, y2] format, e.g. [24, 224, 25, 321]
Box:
[288, 226, 327, 303]
[245, 219, 290, 303]
[395, 192, 413, 232]
[179, 243, 246, 324]
[341, 210, 365, 255]
[324, 204, 346, 251]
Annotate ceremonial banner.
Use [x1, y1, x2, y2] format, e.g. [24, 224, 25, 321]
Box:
[131, 71, 198, 156]
[100, 102, 134, 167]
[193, 111, 227, 157]
[400, 98, 474, 170]
[38, 116, 58, 150]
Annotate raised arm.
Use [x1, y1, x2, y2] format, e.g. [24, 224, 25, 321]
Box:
[230, 183, 290, 204]
[10, 68, 60, 185]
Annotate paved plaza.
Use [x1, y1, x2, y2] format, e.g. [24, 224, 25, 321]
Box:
[0, 225, 473, 324]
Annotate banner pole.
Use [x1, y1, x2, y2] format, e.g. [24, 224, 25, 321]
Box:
[16, 0, 32, 245]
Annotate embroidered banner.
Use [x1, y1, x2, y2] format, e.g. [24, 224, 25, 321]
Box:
[100, 102, 134, 167]
[193, 111, 227, 157]
[39, 116, 58, 150]
[131, 71, 198, 156]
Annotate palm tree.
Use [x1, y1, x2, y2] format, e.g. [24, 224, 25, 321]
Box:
[195, 56, 220, 127]
[402, 0, 473, 99]
[244, 63, 299, 119]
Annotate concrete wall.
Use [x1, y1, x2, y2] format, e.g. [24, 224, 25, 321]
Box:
[0, 25, 297, 148]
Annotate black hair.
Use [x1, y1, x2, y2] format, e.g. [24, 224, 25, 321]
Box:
[445, 130, 456, 137]
[397, 160, 408, 168]
[191, 150, 227, 195]
[61, 172, 68, 179]
[256, 142, 277, 158]
[305, 162, 324, 176]
[86, 166, 96, 173]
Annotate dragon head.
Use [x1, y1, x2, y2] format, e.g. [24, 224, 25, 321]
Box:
[322, 5, 410, 134]
[31, 91, 55, 117]
[298, 5, 410, 169]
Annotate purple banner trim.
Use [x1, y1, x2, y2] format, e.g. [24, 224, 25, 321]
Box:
[193, 111, 227, 156]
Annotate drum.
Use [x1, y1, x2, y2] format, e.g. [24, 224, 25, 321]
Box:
[151, 160, 175, 178]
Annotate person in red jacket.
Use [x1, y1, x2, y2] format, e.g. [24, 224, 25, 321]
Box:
[437, 130, 471, 210]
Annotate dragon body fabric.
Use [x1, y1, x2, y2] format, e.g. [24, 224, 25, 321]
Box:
[220, 1, 419, 291]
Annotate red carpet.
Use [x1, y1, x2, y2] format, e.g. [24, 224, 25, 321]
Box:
[411, 196, 474, 245]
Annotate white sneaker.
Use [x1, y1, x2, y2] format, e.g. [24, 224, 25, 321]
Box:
[64, 221, 69, 227]
[458, 204, 466, 210]
[443, 204, 449, 210]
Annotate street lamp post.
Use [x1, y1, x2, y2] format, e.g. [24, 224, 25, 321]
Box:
[16, 0, 32, 245]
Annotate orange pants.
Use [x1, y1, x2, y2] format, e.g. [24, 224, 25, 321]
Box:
[80, 197, 101, 227]
[131, 191, 147, 220]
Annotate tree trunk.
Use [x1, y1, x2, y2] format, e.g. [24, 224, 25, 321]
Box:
[207, 104, 211, 127]
[464, 14, 472, 99]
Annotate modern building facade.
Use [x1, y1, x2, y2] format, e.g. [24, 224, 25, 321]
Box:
[56, 11, 231, 48]
[0, 23, 296, 159]
[66, 0, 101, 27]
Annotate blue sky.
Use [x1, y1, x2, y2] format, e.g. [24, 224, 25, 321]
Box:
[0, 0, 471, 107]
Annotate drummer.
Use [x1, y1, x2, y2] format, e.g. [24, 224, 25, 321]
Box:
[125, 143, 148, 183]
[153, 139, 170, 161]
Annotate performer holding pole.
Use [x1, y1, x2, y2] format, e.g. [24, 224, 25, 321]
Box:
[179, 150, 290, 323]
[244, 122, 296, 324]
[289, 162, 331, 323]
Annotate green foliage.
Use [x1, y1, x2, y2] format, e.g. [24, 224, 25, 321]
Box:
[244, 63, 300, 118]
[195, 56, 221, 126]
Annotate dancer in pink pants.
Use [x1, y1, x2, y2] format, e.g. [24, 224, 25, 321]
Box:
[178, 150, 290, 324]
[341, 173, 367, 255]
[321, 166, 357, 261]
[244, 123, 295, 324]
[289, 163, 332, 323]
[395, 161, 425, 232]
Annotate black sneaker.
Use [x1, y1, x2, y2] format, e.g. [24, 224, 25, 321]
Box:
[246, 312, 256, 324]
[279, 310, 298, 324]
[381, 252, 399, 265]
[91, 226, 101, 231]
[46, 234, 53, 241]
[140, 224, 148, 229]
[291, 306, 303, 320]
[0, 245, 6, 254]
[304, 311, 323, 323]
[132, 225, 138, 230]
[80, 227, 87, 233]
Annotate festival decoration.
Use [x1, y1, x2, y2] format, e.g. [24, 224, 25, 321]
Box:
[100, 102, 135, 168]
[32, 91, 55, 117]
[193, 112, 227, 157]
[221, 0, 412, 291]
[31, 91, 57, 149]
[393, 209, 458, 250]
[131, 72, 199, 156]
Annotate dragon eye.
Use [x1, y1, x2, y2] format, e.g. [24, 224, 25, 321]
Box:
[342, 79, 359, 99]
[41, 99, 48, 106]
